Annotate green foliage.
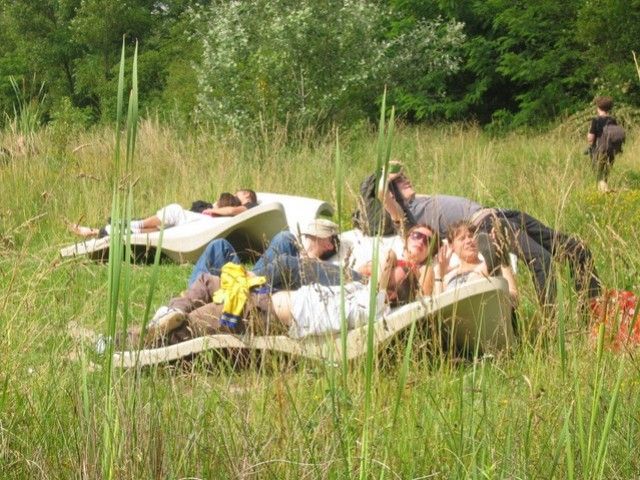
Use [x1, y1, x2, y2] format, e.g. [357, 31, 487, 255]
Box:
[576, 0, 640, 103]
[1, 0, 640, 130]
[194, 0, 464, 131]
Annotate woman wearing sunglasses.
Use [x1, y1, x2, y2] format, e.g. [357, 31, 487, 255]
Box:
[357, 223, 439, 300]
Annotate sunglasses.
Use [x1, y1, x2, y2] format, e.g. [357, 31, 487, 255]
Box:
[409, 230, 432, 245]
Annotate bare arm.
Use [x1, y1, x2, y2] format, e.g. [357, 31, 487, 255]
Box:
[432, 244, 452, 296]
[380, 188, 406, 224]
[500, 264, 519, 305]
[202, 205, 248, 217]
[587, 132, 595, 145]
[420, 264, 435, 296]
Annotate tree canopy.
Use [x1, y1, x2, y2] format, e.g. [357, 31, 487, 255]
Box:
[0, 0, 638, 131]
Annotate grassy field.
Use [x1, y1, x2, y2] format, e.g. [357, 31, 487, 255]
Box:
[1, 117, 640, 478]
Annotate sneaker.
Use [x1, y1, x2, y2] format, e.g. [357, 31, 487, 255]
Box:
[598, 180, 610, 193]
[145, 308, 185, 345]
[94, 335, 112, 355]
[149, 305, 171, 325]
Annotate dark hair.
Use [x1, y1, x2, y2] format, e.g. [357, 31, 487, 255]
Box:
[237, 189, 257, 204]
[217, 192, 241, 208]
[595, 96, 613, 112]
[446, 220, 476, 244]
[190, 200, 213, 213]
[318, 234, 340, 261]
[405, 223, 440, 261]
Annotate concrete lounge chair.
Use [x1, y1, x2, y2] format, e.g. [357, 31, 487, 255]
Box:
[111, 277, 513, 368]
[255, 192, 334, 232]
[61, 193, 334, 263]
[60, 202, 288, 264]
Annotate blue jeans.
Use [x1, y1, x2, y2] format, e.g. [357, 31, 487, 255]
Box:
[188, 231, 359, 289]
[252, 231, 300, 274]
[188, 238, 241, 287]
[188, 232, 300, 287]
[257, 253, 361, 290]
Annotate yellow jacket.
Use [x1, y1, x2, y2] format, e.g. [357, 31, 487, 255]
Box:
[212, 263, 267, 328]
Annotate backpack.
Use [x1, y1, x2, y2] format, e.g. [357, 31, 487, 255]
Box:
[352, 173, 396, 236]
[595, 120, 625, 158]
[589, 289, 639, 352]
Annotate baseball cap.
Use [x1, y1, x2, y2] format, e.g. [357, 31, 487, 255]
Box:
[300, 218, 339, 238]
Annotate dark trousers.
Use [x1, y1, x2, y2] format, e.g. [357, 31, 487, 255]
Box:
[480, 209, 602, 306]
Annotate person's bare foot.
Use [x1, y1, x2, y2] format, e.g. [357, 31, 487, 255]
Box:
[68, 223, 99, 238]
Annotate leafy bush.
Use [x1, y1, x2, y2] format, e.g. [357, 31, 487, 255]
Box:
[194, 0, 465, 131]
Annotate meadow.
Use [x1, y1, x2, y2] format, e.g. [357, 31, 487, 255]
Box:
[1, 114, 640, 478]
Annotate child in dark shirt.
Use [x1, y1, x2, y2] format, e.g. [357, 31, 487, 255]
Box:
[587, 96, 619, 192]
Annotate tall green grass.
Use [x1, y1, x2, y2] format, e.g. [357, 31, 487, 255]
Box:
[1, 101, 640, 477]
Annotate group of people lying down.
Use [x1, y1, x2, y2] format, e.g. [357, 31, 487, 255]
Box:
[110, 214, 517, 350]
[372, 161, 602, 310]
[74, 160, 605, 350]
[69, 189, 258, 238]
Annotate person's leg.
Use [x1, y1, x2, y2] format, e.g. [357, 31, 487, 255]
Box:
[592, 152, 611, 191]
[170, 272, 221, 314]
[510, 210, 602, 300]
[475, 232, 501, 275]
[145, 273, 223, 345]
[188, 239, 240, 287]
[498, 210, 556, 306]
[549, 233, 602, 300]
[257, 253, 360, 290]
[252, 231, 300, 274]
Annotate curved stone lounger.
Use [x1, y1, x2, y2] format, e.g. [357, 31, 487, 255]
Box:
[60, 202, 288, 264]
[112, 277, 513, 368]
[255, 192, 334, 232]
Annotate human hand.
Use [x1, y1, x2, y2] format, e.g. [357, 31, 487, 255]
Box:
[202, 208, 218, 217]
[436, 243, 452, 274]
[358, 261, 373, 277]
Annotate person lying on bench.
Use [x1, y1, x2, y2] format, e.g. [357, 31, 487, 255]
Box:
[432, 220, 518, 305]
[187, 217, 344, 287]
[111, 247, 415, 349]
[69, 189, 257, 238]
[379, 163, 601, 308]
[356, 223, 440, 296]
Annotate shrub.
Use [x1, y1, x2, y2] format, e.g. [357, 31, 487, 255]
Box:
[193, 0, 464, 132]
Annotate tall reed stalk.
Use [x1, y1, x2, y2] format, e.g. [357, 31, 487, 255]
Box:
[358, 91, 395, 479]
[100, 39, 139, 480]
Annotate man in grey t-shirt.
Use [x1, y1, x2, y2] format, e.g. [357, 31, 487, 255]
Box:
[404, 194, 483, 239]
[379, 167, 601, 308]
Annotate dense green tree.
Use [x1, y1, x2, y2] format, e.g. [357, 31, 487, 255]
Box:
[576, 0, 640, 104]
[487, 0, 589, 125]
[194, 0, 464, 131]
[1, 0, 639, 130]
[0, 0, 203, 124]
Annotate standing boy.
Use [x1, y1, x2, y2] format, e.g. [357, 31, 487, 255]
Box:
[587, 96, 624, 192]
